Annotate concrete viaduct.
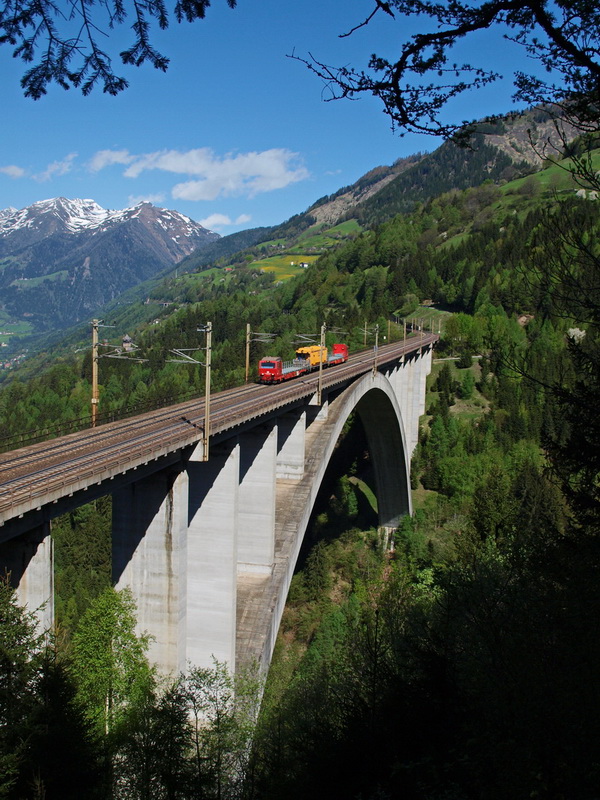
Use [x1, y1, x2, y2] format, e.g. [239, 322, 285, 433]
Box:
[0, 335, 436, 676]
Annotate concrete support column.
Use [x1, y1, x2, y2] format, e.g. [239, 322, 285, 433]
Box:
[423, 346, 433, 380]
[410, 354, 425, 456]
[387, 365, 409, 449]
[276, 410, 306, 479]
[187, 441, 239, 671]
[401, 357, 415, 457]
[419, 348, 432, 416]
[1, 523, 53, 633]
[238, 425, 276, 574]
[308, 394, 329, 420]
[415, 347, 432, 453]
[112, 468, 189, 675]
[397, 359, 408, 455]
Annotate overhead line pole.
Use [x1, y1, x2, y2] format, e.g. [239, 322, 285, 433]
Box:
[372, 324, 379, 376]
[91, 319, 99, 427]
[89, 318, 119, 427]
[245, 323, 251, 384]
[203, 322, 212, 462]
[317, 323, 326, 405]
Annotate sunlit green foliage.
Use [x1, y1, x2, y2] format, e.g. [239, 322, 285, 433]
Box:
[70, 588, 154, 737]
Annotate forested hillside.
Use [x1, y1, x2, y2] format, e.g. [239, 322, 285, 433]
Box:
[0, 142, 590, 444]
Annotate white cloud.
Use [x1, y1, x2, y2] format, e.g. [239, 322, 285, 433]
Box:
[122, 148, 213, 179]
[127, 193, 166, 207]
[108, 146, 309, 201]
[199, 213, 234, 230]
[170, 149, 309, 201]
[34, 153, 77, 182]
[89, 149, 135, 172]
[199, 212, 253, 231]
[0, 165, 26, 179]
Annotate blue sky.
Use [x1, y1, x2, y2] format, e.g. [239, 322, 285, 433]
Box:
[0, 0, 539, 234]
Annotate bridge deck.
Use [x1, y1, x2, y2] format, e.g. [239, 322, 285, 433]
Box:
[0, 333, 438, 527]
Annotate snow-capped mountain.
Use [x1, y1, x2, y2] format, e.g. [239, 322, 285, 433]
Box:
[0, 197, 217, 259]
[0, 198, 219, 332]
[0, 198, 116, 237]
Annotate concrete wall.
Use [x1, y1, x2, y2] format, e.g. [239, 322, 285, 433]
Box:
[237, 425, 276, 574]
[0, 522, 53, 633]
[187, 441, 239, 671]
[113, 469, 189, 674]
[276, 410, 306, 480]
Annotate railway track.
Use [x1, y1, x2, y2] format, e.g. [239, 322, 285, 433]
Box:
[0, 381, 264, 479]
[0, 334, 437, 522]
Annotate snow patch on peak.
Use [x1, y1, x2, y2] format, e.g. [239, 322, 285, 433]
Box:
[0, 197, 147, 236]
[0, 207, 17, 221]
[0, 197, 117, 235]
[0, 197, 218, 242]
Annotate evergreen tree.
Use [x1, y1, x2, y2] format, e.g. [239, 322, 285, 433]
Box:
[0, 579, 43, 797]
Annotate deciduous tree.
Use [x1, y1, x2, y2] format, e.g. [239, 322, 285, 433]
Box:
[70, 587, 153, 737]
[184, 660, 260, 800]
[298, 0, 600, 141]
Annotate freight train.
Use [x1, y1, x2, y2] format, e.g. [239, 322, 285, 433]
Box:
[258, 343, 349, 384]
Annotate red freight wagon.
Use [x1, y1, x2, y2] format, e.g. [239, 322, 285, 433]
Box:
[258, 343, 348, 384]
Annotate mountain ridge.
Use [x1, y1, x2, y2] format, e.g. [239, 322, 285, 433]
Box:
[0, 106, 578, 344]
[0, 199, 219, 333]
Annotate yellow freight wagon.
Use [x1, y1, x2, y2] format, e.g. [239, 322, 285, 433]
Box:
[295, 345, 328, 367]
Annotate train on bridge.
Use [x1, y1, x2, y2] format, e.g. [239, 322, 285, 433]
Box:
[258, 343, 349, 384]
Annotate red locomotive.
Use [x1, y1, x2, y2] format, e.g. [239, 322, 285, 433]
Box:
[258, 343, 349, 384]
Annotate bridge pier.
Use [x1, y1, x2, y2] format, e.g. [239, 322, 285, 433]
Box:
[409, 353, 423, 455]
[386, 363, 407, 445]
[112, 469, 189, 674]
[237, 425, 277, 574]
[402, 357, 413, 451]
[387, 347, 432, 460]
[393, 356, 413, 456]
[403, 354, 417, 457]
[0, 522, 53, 632]
[187, 441, 239, 671]
[419, 348, 432, 426]
[276, 410, 306, 480]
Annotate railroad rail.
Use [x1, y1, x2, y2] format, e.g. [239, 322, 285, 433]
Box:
[0, 334, 437, 525]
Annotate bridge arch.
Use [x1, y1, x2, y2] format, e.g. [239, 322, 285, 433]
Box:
[243, 370, 414, 673]
[304, 370, 413, 531]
